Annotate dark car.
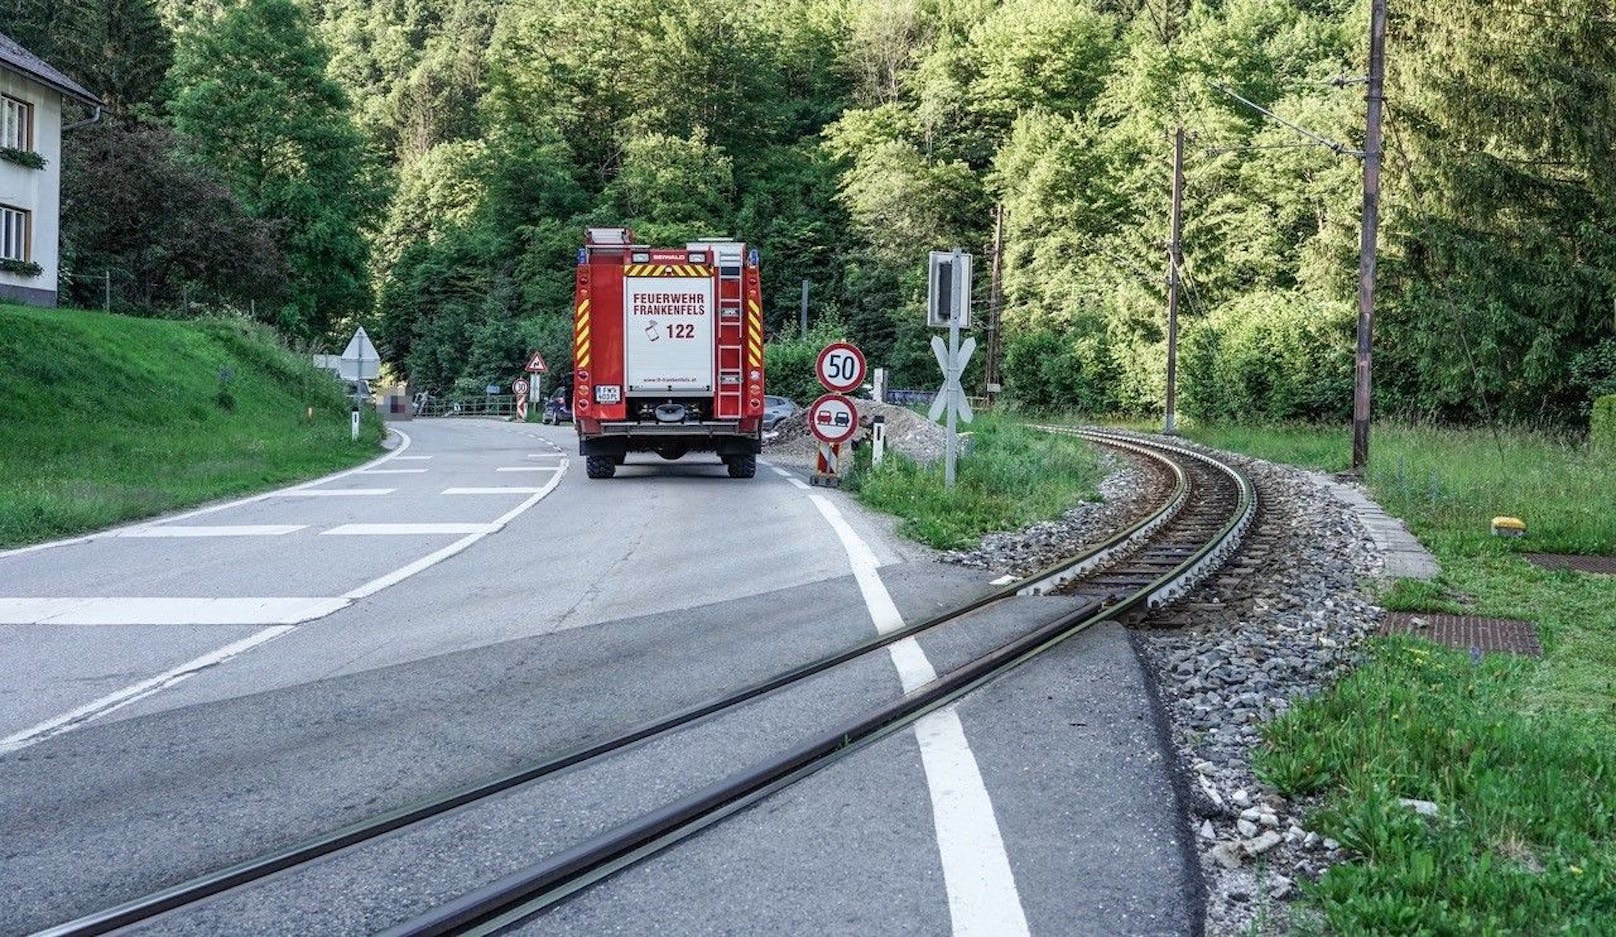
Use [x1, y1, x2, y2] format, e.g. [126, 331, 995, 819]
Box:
[542, 388, 573, 424]
[763, 395, 799, 430]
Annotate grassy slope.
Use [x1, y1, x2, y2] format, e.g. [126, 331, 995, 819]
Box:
[1179, 421, 1616, 933]
[0, 304, 383, 547]
[849, 412, 1105, 549]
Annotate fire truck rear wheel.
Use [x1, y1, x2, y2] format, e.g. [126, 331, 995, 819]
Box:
[586, 455, 617, 479]
[724, 454, 757, 479]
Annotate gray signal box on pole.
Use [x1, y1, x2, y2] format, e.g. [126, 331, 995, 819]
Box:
[927, 250, 973, 329]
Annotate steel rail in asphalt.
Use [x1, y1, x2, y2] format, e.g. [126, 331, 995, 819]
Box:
[31, 431, 1192, 937]
[383, 431, 1257, 936]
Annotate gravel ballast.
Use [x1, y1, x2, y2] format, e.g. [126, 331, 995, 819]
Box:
[937, 430, 1387, 935]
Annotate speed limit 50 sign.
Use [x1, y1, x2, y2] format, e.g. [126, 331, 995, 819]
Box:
[815, 341, 867, 394]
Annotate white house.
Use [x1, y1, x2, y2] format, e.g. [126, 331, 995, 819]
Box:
[0, 33, 101, 308]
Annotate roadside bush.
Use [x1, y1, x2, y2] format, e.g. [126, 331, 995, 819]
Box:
[1001, 324, 1122, 413]
[764, 316, 851, 404]
[1180, 292, 1354, 423]
[1593, 394, 1616, 455]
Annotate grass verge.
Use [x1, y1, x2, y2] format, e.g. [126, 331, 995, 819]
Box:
[0, 304, 384, 547]
[847, 412, 1105, 549]
[1177, 420, 1616, 932]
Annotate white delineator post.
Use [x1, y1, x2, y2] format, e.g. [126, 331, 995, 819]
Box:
[871, 415, 886, 468]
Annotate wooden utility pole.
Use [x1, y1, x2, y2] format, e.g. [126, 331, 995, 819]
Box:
[985, 204, 1005, 404]
[1351, 0, 1387, 473]
[1164, 126, 1185, 435]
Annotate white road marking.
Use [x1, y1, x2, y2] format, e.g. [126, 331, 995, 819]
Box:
[0, 626, 296, 754]
[0, 432, 572, 755]
[807, 494, 1031, 937]
[442, 487, 543, 495]
[322, 523, 499, 536]
[346, 461, 567, 600]
[395, 455, 432, 461]
[526, 453, 565, 459]
[0, 429, 414, 561]
[771, 467, 793, 478]
[495, 466, 554, 473]
[277, 488, 395, 497]
[990, 574, 1018, 586]
[0, 597, 348, 626]
[116, 525, 305, 538]
[787, 478, 810, 490]
[361, 468, 428, 475]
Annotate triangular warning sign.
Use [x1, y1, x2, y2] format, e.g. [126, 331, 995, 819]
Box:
[524, 351, 548, 373]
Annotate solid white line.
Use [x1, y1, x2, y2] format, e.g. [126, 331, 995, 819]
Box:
[322, 523, 498, 536]
[0, 626, 296, 754]
[345, 460, 567, 600]
[771, 467, 793, 478]
[442, 487, 542, 495]
[280, 488, 395, 497]
[807, 494, 1031, 937]
[361, 468, 427, 475]
[495, 466, 555, 473]
[0, 597, 348, 626]
[116, 525, 306, 538]
[0, 430, 413, 561]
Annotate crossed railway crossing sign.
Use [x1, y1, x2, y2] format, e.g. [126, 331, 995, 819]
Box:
[928, 248, 975, 488]
[928, 334, 976, 426]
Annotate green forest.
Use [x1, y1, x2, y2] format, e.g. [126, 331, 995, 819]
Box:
[6, 0, 1615, 426]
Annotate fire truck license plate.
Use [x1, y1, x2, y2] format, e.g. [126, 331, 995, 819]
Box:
[594, 385, 621, 404]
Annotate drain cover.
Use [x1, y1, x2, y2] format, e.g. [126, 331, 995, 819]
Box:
[1525, 554, 1616, 575]
[1381, 613, 1542, 657]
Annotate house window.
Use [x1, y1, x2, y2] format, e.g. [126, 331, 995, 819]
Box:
[1, 97, 32, 151]
[0, 205, 30, 261]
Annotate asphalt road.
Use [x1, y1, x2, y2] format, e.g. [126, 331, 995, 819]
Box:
[0, 417, 1196, 936]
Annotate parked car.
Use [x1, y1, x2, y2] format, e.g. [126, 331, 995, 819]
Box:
[763, 395, 799, 430]
[542, 388, 573, 424]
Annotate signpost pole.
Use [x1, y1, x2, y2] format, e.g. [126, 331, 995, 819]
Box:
[944, 247, 965, 489]
[945, 314, 959, 489]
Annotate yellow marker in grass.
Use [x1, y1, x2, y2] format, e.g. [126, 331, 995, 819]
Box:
[1491, 516, 1526, 537]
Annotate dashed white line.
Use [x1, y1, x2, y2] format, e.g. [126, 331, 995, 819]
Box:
[787, 478, 810, 490]
[347, 463, 567, 599]
[395, 455, 432, 461]
[116, 525, 305, 538]
[807, 494, 1031, 937]
[0, 626, 296, 754]
[495, 466, 555, 473]
[322, 523, 499, 536]
[278, 488, 395, 497]
[361, 468, 428, 475]
[442, 487, 543, 495]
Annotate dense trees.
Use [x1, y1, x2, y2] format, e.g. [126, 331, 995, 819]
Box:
[3, 0, 1612, 425]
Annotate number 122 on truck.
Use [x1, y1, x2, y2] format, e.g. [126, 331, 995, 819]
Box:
[571, 227, 767, 480]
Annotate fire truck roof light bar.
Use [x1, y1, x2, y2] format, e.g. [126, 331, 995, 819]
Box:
[586, 227, 633, 246]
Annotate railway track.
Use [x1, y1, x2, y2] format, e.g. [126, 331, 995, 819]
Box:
[36, 428, 1255, 937]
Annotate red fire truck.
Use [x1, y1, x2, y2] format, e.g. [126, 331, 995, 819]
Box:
[571, 227, 766, 479]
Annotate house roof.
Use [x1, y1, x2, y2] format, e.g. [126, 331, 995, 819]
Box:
[0, 31, 102, 108]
